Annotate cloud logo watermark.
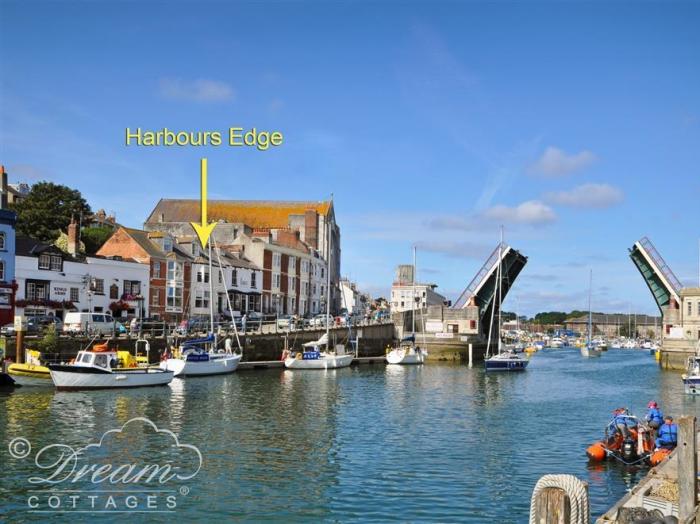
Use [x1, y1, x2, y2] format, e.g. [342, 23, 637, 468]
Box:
[7, 417, 203, 514]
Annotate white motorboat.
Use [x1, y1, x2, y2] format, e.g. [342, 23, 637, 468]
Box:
[386, 246, 427, 366]
[49, 348, 173, 390]
[484, 228, 528, 372]
[549, 337, 564, 348]
[160, 335, 242, 376]
[682, 343, 700, 395]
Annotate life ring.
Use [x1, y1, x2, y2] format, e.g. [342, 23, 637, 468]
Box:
[93, 342, 109, 352]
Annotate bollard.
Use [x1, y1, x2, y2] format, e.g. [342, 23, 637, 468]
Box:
[529, 474, 589, 524]
[678, 415, 697, 522]
[532, 487, 570, 524]
[468, 343, 473, 368]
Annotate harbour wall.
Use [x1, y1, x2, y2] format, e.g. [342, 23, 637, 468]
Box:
[0, 323, 396, 364]
[659, 338, 697, 370]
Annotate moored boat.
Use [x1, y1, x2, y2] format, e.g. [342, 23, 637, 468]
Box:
[284, 334, 353, 369]
[682, 351, 700, 395]
[386, 336, 427, 365]
[7, 350, 52, 387]
[49, 347, 173, 390]
[160, 335, 242, 376]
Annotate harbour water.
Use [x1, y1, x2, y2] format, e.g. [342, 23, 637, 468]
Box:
[1, 348, 699, 522]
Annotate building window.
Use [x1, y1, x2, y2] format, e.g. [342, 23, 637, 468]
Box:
[26, 282, 48, 301]
[123, 280, 141, 297]
[0, 232, 5, 250]
[273, 253, 281, 268]
[166, 286, 183, 310]
[289, 256, 296, 273]
[39, 254, 50, 270]
[110, 284, 119, 299]
[196, 267, 209, 283]
[92, 278, 105, 295]
[163, 237, 173, 252]
[0, 261, 4, 281]
[232, 269, 238, 287]
[50, 256, 62, 271]
[689, 301, 693, 317]
[288, 276, 295, 291]
[251, 272, 257, 289]
[321, 267, 325, 279]
[195, 289, 210, 308]
[167, 261, 183, 281]
[70, 287, 80, 302]
[151, 290, 160, 306]
[152, 261, 161, 278]
[273, 273, 281, 289]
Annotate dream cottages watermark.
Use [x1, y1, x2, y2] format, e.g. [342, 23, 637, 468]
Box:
[7, 417, 202, 513]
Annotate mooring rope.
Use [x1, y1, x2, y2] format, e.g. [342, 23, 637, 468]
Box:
[529, 474, 590, 524]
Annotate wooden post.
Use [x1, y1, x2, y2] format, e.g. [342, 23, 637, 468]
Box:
[468, 343, 473, 368]
[16, 330, 24, 364]
[532, 487, 571, 524]
[678, 415, 697, 522]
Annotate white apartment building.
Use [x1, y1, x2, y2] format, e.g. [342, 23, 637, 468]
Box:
[391, 283, 447, 313]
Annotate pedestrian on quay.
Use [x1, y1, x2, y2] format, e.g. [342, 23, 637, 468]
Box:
[645, 400, 664, 437]
[655, 416, 678, 450]
[241, 313, 247, 334]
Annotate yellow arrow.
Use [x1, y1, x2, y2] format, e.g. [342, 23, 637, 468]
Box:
[190, 158, 217, 249]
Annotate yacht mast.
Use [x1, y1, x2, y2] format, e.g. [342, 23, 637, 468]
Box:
[588, 270, 593, 347]
[497, 226, 503, 355]
[325, 219, 332, 351]
[412, 245, 416, 337]
[208, 241, 216, 347]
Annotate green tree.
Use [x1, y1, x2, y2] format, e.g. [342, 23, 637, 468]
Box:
[81, 226, 114, 254]
[11, 182, 91, 242]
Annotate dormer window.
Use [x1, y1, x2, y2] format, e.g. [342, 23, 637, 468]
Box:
[51, 255, 62, 271]
[163, 237, 173, 252]
[39, 254, 50, 269]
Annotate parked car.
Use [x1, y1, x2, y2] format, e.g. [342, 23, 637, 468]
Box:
[309, 314, 331, 328]
[1, 318, 41, 336]
[276, 315, 300, 331]
[63, 312, 116, 335]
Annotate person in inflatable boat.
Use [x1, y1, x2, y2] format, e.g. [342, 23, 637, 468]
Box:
[655, 416, 678, 450]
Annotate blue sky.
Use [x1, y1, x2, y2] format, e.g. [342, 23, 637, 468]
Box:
[1, 1, 698, 316]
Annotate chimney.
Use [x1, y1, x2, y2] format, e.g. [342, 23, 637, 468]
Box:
[1, 165, 7, 209]
[67, 217, 79, 256]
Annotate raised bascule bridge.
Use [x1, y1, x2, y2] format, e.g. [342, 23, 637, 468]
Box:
[629, 236, 698, 369]
[394, 241, 528, 361]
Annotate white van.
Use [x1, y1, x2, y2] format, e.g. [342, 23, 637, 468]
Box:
[63, 312, 115, 335]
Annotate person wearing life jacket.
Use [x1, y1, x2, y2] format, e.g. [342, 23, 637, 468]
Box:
[655, 416, 678, 450]
[645, 401, 664, 436]
[611, 407, 636, 440]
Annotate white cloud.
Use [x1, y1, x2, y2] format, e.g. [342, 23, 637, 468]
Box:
[481, 200, 557, 225]
[528, 146, 596, 177]
[424, 216, 476, 231]
[544, 183, 623, 208]
[159, 78, 235, 102]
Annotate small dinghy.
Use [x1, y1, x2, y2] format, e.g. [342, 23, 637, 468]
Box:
[7, 350, 52, 387]
[49, 345, 173, 390]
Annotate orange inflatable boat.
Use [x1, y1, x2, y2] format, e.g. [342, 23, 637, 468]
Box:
[586, 411, 656, 466]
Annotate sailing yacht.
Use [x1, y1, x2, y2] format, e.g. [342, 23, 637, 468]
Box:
[386, 246, 427, 365]
[285, 219, 353, 370]
[484, 229, 528, 372]
[580, 270, 602, 358]
[160, 241, 242, 376]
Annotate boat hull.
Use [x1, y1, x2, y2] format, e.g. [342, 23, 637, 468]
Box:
[683, 376, 700, 395]
[49, 365, 173, 390]
[160, 354, 242, 377]
[386, 348, 426, 365]
[7, 363, 53, 387]
[284, 354, 353, 369]
[484, 356, 529, 371]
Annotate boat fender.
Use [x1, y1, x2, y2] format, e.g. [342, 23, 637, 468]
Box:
[296, 352, 302, 360]
[649, 448, 672, 466]
[586, 442, 606, 461]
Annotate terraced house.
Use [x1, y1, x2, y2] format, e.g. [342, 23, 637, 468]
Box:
[143, 198, 340, 316]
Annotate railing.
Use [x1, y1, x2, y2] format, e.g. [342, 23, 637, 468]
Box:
[638, 237, 683, 294]
[452, 242, 508, 309]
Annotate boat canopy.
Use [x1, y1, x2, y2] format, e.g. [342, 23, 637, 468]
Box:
[400, 335, 415, 344]
[304, 333, 329, 348]
[183, 335, 215, 348]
